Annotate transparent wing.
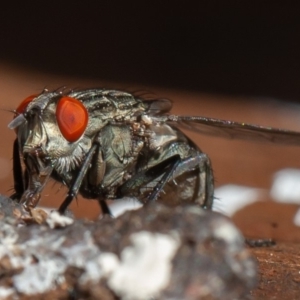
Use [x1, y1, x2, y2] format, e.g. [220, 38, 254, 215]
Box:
[162, 115, 300, 146]
[145, 99, 173, 115]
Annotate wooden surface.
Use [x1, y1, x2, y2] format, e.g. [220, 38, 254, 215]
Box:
[1, 64, 300, 298]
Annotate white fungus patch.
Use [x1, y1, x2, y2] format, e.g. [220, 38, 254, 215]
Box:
[213, 184, 263, 216]
[0, 223, 19, 245]
[108, 231, 180, 300]
[13, 258, 66, 294]
[7, 249, 33, 269]
[270, 168, 300, 204]
[46, 210, 74, 228]
[0, 287, 14, 298]
[0, 220, 108, 295]
[60, 232, 100, 268]
[213, 221, 243, 248]
[98, 252, 120, 276]
[108, 197, 143, 217]
[269, 169, 300, 227]
[213, 220, 252, 277]
[185, 205, 206, 216]
[80, 252, 120, 284]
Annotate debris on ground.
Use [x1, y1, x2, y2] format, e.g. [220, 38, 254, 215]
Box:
[0, 195, 256, 300]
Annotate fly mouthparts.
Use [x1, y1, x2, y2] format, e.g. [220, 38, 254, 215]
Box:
[8, 114, 26, 129]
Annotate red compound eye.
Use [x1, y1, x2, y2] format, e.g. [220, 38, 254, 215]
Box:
[56, 96, 88, 142]
[16, 94, 37, 115]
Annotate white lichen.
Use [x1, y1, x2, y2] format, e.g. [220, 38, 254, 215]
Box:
[213, 221, 243, 246]
[80, 252, 120, 284]
[46, 210, 74, 228]
[213, 184, 262, 216]
[0, 287, 14, 298]
[270, 168, 300, 204]
[108, 231, 180, 300]
[13, 258, 66, 294]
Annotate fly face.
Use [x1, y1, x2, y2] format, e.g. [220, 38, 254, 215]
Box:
[8, 90, 93, 209]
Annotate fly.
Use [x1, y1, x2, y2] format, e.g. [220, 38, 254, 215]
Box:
[7, 88, 300, 216]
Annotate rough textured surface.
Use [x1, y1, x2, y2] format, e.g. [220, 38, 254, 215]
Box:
[249, 243, 300, 299]
[0, 195, 256, 300]
[233, 200, 300, 299]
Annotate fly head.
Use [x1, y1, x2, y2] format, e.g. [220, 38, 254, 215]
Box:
[8, 90, 93, 209]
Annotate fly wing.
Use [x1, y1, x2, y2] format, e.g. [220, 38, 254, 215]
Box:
[161, 115, 300, 146]
[145, 98, 173, 115]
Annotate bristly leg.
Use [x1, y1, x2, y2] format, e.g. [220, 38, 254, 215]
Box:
[10, 138, 24, 201]
[117, 153, 214, 209]
[58, 144, 99, 214]
[116, 155, 181, 202]
[99, 200, 113, 217]
[146, 156, 181, 202]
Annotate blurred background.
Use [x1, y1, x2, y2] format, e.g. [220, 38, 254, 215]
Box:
[1, 2, 300, 99]
[1, 2, 300, 241]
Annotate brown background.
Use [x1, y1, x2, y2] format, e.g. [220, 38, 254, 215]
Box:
[1, 2, 300, 100]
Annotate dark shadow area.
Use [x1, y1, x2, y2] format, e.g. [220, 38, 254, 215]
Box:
[1, 2, 300, 100]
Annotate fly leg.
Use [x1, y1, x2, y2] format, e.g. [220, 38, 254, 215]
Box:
[117, 155, 180, 201]
[99, 199, 113, 217]
[147, 153, 214, 209]
[118, 153, 214, 209]
[146, 155, 181, 202]
[10, 139, 25, 201]
[179, 153, 214, 210]
[57, 143, 112, 215]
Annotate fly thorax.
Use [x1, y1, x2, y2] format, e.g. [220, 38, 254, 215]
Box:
[147, 123, 178, 150]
